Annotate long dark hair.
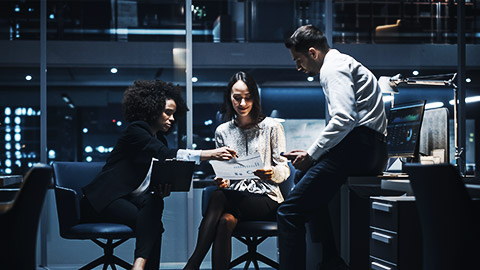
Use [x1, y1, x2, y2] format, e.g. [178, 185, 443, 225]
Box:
[221, 71, 264, 125]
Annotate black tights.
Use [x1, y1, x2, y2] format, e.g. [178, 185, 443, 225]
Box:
[184, 189, 279, 270]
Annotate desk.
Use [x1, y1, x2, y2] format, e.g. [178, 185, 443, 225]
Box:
[381, 178, 480, 198]
[0, 175, 22, 188]
[0, 175, 22, 203]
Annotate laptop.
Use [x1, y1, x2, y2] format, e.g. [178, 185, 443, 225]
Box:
[384, 100, 426, 175]
[151, 159, 196, 192]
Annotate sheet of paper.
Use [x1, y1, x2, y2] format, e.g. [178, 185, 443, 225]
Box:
[210, 154, 264, 180]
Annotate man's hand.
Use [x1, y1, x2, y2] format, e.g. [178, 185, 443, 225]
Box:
[281, 150, 313, 171]
[214, 177, 230, 189]
[201, 146, 237, 161]
[156, 184, 172, 198]
[254, 167, 273, 181]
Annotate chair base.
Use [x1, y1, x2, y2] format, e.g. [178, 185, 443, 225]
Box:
[79, 238, 132, 270]
[229, 236, 279, 270]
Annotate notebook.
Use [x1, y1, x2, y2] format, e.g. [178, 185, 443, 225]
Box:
[151, 159, 196, 192]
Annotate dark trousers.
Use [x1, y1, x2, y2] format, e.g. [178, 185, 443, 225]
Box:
[277, 126, 388, 270]
[81, 191, 164, 270]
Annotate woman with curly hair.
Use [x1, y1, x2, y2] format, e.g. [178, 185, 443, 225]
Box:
[184, 71, 290, 269]
[82, 80, 236, 270]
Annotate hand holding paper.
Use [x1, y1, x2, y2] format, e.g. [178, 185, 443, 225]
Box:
[253, 167, 273, 181]
[210, 154, 264, 180]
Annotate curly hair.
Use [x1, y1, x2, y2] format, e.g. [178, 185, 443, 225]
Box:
[122, 80, 188, 126]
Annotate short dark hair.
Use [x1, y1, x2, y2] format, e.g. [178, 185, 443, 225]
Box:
[222, 71, 264, 124]
[284, 25, 330, 54]
[122, 80, 188, 126]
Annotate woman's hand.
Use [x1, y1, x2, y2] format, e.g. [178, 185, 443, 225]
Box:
[214, 177, 230, 189]
[254, 167, 274, 181]
[201, 146, 237, 161]
[156, 184, 172, 198]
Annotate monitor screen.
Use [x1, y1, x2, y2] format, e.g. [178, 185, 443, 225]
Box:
[387, 100, 426, 158]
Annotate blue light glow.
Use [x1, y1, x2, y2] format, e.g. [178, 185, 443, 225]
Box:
[85, 146, 93, 153]
[83, 128, 89, 133]
[4, 117, 10, 124]
[5, 143, 11, 150]
[14, 125, 21, 133]
[48, 150, 56, 159]
[14, 117, 21, 124]
[5, 159, 11, 167]
[86, 156, 93, 162]
[14, 134, 21, 141]
[5, 168, 12, 174]
[15, 143, 21, 150]
[4, 107, 11, 115]
[5, 134, 11, 141]
[15, 160, 21, 167]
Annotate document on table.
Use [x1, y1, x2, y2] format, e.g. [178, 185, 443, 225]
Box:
[210, 154, 263, 180]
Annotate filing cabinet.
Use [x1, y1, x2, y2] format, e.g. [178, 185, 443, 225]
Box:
[369, 196, 422, 270]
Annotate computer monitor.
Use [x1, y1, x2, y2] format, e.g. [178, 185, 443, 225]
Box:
[387, 100, 426, 161]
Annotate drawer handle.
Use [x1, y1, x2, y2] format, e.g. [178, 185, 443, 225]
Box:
[371, 261, 392, 270]
[372, 232, 392, 244]
[372, 202, 393, 212]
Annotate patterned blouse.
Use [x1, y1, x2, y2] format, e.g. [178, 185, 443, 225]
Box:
[214, 117, 290, 203]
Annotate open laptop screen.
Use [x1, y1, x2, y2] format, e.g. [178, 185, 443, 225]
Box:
[387, 100, 426, 159]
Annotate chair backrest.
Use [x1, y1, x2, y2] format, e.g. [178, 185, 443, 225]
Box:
[403, 163, 480, 270]
[52, 162, 104, 236]
[0, 164, 52, 270]
[202, 162, 296, 216]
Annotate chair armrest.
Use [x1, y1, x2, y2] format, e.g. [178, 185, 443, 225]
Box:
[55, 186, 81, 236]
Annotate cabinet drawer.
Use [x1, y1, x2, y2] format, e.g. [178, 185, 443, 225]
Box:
[370, 199, 398, 231]
[369, 256, 397, 270]
[369, 228, 398, 263]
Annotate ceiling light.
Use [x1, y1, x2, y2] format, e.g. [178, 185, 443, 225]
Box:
[192, 77, 198, 83]
[449, 95, 480, 105]
[412, 70, 419, 76]
[425, 102, 444, 109]
[307, 76, 314, 82]
[25, 75, 32, 81]
[466, 78, 471, 83]
[110, 67, 118, 74]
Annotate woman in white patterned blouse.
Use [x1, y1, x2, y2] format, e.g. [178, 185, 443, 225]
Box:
[184, 71, 290, 270]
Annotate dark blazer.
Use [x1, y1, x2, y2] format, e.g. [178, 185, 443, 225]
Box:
[83, 121, 178, 212]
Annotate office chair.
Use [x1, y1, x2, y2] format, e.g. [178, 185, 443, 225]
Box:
[404, 163, 480, 270]
[0, 164, 52, 270]
[202, 163, 295, 270]
[52, 162, 135, 270]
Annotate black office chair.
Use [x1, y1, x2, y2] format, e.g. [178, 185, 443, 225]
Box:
[202, 163, 295, 270]
[404, 163, 480, 270]
[52, 161, 135, 270]
[0, 164, 52, 270]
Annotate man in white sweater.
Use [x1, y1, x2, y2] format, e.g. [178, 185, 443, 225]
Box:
[279, 25, 388, 270]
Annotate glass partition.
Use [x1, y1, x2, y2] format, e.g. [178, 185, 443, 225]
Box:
[0, 67, 40, 175]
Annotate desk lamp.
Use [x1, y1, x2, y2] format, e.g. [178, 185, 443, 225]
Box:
[378, 74, 400, 108]
[382, 73, 464, 173]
